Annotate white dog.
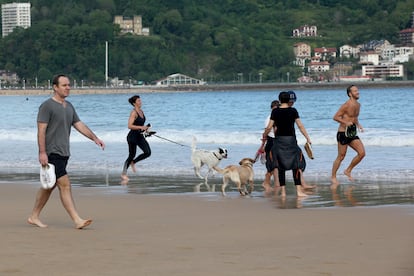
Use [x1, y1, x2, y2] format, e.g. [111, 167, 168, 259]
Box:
[214, 158, 255, 196]
[191, 137, 228, 184]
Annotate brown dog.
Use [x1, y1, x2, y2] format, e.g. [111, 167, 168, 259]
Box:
[214, 158, 255, 196]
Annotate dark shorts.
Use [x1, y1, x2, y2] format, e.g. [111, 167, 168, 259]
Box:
[337, 132, 360, 145]
[48, 153, 69, 179]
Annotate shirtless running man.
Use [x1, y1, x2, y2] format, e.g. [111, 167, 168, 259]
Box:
[331, 85, 365, 187]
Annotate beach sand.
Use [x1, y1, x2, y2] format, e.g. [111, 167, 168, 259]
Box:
[1, 181, 413, 276]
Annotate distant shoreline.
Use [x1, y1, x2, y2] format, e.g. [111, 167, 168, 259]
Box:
[0, 80, 413, 95]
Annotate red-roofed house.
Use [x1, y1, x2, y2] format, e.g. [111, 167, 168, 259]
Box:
[308, 61, 330, 73]
[314, 47, 337, 61]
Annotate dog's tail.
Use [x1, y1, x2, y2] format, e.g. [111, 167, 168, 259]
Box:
[191, 136, 197, 153]
[213, 166, 228, 174]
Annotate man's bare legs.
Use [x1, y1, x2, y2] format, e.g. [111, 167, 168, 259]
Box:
[28, 188, 53, 228]
[57, 175, 92, 229]
[331, 139, 365, 186]
[331, 143, 348, 186]
[28, 175, 92, 229]
[344, 140, 365, 181]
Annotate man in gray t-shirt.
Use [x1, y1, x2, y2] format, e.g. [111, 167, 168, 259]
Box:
[28, 74, 105, 229]
[37, 98, 80, 157]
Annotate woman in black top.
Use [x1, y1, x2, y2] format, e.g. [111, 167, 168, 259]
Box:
[262, 91, 311, 197]
[121, 95, 151, 181]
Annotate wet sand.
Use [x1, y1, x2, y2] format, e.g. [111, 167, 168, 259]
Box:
[1, 181, 413, 276]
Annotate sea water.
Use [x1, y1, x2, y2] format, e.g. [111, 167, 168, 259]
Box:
[1, 87, 413, 207]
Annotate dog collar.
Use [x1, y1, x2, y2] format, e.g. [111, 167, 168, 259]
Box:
[213, 152, 222, 160]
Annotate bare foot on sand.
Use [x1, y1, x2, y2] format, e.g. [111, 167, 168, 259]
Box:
[262, 182, 273, 194]
[344, 169, 355, 182]
[302, 183, 316, 189]
[330, 182, 339, 192]
[331, 177, 339, 186]
[275, 186, 286, 198]
[27, 217, 48, 228]
[296, 186, 309, 197]
[130, 162, 136, 173]
[76, 219, 92, 229]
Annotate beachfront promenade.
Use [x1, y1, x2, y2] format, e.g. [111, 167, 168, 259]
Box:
[1, 80, 413, 95]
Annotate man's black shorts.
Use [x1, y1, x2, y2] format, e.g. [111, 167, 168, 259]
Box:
[337, 132, 360, 145]
[48, 153, 69, 179]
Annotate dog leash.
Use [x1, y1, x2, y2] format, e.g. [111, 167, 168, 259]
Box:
[151, 133, 190, 148]
[144, 123, 190, 147]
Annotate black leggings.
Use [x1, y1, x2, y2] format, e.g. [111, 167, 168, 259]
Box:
[123, 136, 151, 174]
[278, 168, 301, 187]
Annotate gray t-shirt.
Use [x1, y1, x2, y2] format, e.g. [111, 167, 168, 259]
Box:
[37, 98, 80, 157]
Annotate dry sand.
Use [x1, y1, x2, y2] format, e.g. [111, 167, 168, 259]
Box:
[1, 182, 413, 276]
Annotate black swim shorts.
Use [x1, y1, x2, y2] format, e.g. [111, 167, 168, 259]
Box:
[48, 153, 69, 179]
[336, 132, 360, 145]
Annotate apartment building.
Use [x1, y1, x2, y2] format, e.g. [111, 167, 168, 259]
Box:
[399, 28, 414, 45]
[1, 2, 31, 37]
[382, 45, 414, 63]
[114, 15, 149, 36]
[362, 64, 403, 78]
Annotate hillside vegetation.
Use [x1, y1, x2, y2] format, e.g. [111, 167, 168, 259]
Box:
[0, 0, 413, 86]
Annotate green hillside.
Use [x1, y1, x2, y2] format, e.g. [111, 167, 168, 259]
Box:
[0, 0, 413, 86]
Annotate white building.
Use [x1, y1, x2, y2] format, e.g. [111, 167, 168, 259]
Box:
[308, 61, 330, 73]
[293, 42, 311, 67]
[292, 25, 317, 37]
[359, 52, 379, 65]
[313, 47, 337, 61]
[339, 45, 360, 58]
[155, 73, 206, 86]
[1, 2, 31, 37]
[382, 45, 414, 63]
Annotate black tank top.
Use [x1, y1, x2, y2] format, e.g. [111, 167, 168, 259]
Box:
[129, 111, 146, 137]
